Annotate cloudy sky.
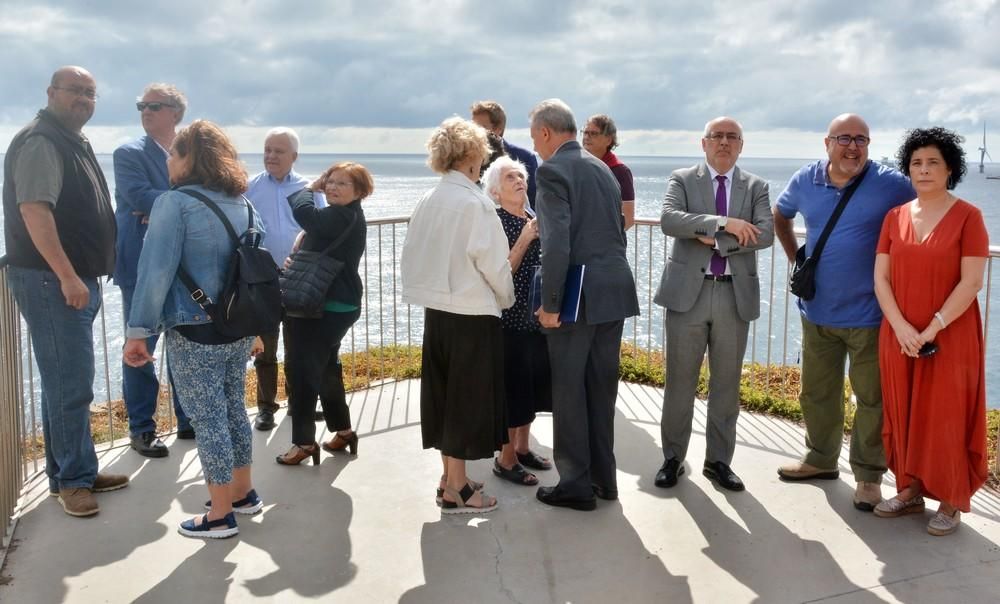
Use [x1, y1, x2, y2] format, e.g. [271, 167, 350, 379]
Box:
[2, 0, 999, 160]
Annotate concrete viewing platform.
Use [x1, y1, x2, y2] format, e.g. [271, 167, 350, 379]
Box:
[3, 380, 1000, 603]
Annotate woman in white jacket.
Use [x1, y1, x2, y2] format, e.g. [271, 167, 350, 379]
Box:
[401, 117, 515, 514]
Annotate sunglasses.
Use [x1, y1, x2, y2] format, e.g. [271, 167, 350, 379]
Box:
[136, 101, 176, 112]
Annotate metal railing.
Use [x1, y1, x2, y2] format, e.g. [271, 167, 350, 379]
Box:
[2, 216, 999, 553]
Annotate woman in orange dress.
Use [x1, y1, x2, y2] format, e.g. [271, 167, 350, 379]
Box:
[872, 127, 989, 536]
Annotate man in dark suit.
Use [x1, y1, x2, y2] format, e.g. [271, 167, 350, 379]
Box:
[530, 98, 640, 511]
[653, 117, 773, 491]
[112, 83, 192, 457]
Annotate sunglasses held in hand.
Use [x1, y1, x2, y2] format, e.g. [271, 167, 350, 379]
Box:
[918, 342, 939, 357]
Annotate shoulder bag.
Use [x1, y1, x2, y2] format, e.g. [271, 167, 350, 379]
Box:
[789, 164, 870, 300]
[280, 212, 359, 318]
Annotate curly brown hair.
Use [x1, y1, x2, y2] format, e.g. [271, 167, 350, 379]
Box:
[311, 161, 375, 200]
[171, 120, 247, 196]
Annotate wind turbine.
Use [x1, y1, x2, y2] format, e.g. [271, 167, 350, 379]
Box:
[980, 122, 991, 174]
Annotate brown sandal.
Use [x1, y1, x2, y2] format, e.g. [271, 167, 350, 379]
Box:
[436, 476, 483, 506]
[322, 431, 358, 455]
[275, 443, 320, 466]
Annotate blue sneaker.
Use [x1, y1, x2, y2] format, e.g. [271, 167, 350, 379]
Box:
[178, 512, 238, 539]
[204, 488, 263, 515]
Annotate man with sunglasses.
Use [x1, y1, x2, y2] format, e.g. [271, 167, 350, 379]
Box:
[653, 117, 773, 493]
[773, 113, 914, 511]
[3, 66, 128, 516]
[112, 83, 192, 457]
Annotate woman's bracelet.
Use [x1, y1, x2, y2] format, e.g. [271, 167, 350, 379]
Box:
[934, 311, 946, 329]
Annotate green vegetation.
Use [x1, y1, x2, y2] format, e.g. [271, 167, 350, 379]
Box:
[32, 343, 998, 485]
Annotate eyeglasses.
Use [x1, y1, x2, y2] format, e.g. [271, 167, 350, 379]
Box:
[829, 134, 870, 147]
[324, 180, 354, 189]
[580, 129, 603, 137]
[52, 86, 98, 100]
[706, 132, 742, 142]
[136, 101, 176, 112]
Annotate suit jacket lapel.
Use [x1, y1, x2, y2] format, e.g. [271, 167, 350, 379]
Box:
[143, 136, 169, 185]
[728, 166, 749, 218]
[696, 163, 715, 213]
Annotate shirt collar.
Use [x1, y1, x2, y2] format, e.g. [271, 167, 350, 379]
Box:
[266, 170, 298, 184]
[706, 163, 735, 182]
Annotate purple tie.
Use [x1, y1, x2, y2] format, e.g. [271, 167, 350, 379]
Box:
[711, 175, 727, 276]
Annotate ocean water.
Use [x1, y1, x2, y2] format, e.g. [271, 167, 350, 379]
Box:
[2, 153, 1000, 409]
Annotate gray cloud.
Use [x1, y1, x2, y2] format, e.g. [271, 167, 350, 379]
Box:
[2, 0, 999, 144]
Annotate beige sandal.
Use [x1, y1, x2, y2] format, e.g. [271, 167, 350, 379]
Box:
[873, 496, 924, 518]
[441, 484, 497, 515]
[927, 510, 961, 536]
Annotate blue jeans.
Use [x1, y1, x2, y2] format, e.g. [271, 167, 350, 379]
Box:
[6, 266, 100, 491]
[120, 286, 190, 436]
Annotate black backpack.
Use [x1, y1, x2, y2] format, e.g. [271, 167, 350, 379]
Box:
[175, 188, 282, 338]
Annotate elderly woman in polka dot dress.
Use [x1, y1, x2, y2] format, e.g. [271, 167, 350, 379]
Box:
[482, 156, 554, 486]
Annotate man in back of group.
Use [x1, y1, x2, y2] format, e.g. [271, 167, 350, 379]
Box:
[654, 117, 773, 493]
[113, 83, 192, 457]
[246, 127, 321, 430]
[773, 113, 914, 511]
[3, 66, 129, 517]
[471, 100, 539, 207]
[530, 98, 639, 511]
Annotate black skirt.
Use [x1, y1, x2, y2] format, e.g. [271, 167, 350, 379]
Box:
[503, 329, 552, 427]
[420, 309, 507, 460]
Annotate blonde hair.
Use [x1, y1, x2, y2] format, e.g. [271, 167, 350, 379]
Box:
[426, 117, 490, 174]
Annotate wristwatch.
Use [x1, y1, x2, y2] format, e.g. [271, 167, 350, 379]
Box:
[717, 216, 728, 231]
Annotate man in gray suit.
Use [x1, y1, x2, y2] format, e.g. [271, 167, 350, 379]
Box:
[529, 99, 640, 511]
[653, 116, 773, 492]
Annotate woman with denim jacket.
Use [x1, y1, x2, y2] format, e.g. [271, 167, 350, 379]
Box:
[275, 161, 370, 465]
[124, 120, 264, 539]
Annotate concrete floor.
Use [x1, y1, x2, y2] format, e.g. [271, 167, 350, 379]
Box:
[2, 380, 1000, 603]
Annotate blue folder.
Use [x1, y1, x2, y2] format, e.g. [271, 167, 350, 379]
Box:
[528, 264, 585, 324]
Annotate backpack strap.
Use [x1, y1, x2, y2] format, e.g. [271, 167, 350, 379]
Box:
[172, 188, 253, 309]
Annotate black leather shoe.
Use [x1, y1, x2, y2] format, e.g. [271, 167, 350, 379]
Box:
[175, 428, 196, 440]
[254, 410, 276, 431]
[654, 458, 684, 488]
[130, 432, 168, 458]
[536, 486, 597, 511]
[592, 484, 619, 501]
[703, 461, 745, 492]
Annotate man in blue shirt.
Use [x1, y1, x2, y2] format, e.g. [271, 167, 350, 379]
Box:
[113, 82, 192, 457]
[773, 113, 914, 511]
[245, 128, 320, 430]
[471, 100, 539, 207]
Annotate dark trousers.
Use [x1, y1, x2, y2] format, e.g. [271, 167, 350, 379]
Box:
[284, 309, 361, 445]
[253, 328, 281, 414]
[546, 319, 624, 498]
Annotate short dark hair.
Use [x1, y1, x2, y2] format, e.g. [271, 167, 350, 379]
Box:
[895, 127, 967, 190]
[471, 100, 506, 133]
[171, 120, 248, 196]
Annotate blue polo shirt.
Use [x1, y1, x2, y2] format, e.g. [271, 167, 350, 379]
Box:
[246, 170, 323, 266]
[776, 159, 914, 328]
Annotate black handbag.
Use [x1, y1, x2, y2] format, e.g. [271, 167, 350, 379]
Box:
[280, 213, 358, 318]
[789, 164, 870, 300]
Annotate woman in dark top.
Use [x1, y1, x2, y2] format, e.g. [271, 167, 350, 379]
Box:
[582, 114, 635, 230]
[481, 156, 554, 485]
[276, 162, 372, 465]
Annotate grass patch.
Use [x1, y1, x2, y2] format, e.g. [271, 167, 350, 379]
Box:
[21, 343, 1000, 486]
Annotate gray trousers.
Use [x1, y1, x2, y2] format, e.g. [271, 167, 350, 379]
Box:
[661, 280, 748, 466]
[547, 319, 624, 498]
